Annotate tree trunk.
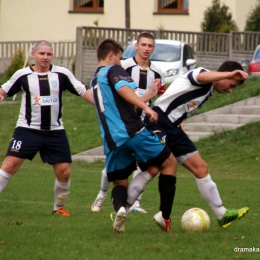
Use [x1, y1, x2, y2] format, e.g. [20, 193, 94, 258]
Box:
[125, 0, 130, 29]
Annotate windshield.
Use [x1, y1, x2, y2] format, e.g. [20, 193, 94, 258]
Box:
[253, 47, 260, 61]
[123, 43, 181, 62]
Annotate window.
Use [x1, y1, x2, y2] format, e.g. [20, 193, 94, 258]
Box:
[73, 0, 104, 12]
[158, 0, 188, 14]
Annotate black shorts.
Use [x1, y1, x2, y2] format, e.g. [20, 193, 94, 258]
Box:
[144, 107, 197, 158]
[6, 127, 72, 164]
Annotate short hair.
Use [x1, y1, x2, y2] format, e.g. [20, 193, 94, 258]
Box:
[137, 32, 155, 43]
[97, 39, 123, 61]
[217, 60, 245, 84]
[32, 40, 53, 52]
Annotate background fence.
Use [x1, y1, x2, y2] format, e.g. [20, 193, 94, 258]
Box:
[75, 27, 260, 85]
[0, 41, 76, 74]
[1, 28, 260, 85]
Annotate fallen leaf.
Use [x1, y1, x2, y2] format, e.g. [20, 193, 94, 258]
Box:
[7, 220, 14, 225]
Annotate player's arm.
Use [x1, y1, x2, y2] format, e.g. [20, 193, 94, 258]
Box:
[197, 70, 248, 83]
[0, 88, 7, 102]
[139, 78, 161, 103]
[82, 89, 94, 105]
[118, 86, 158, 123]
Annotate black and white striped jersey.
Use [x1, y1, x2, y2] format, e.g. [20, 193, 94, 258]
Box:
[154, 67, 214, 125]
[121, 57, 165, 119]
[1, 65, 86, 130]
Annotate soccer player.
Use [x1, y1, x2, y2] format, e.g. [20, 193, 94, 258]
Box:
[0, 40, 93, 216]
[91, 32, 166, 214]
[143, 60, 249, 228]
[90, 38, 177, 232]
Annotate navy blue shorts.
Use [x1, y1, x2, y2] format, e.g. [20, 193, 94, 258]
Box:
[144, 107, 197, 159]
[6, 127, 72, 164]
[106, 127, 171, 182]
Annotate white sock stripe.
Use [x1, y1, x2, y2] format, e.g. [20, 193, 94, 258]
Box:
[142, 171, 153, 181]
[55, 179, 70, 189]
[0, 169, 12, 179]
[195, 173, 211, 183]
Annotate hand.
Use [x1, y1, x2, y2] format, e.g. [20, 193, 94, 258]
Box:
[0, 93, 5, 102]
[150, 78, 161, 94]
[144, 107, 158, 123]
[230, 70, 249, 81]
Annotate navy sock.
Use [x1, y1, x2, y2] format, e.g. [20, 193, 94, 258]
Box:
[111, 185, 127, 212]
[158, 174, 177, 220]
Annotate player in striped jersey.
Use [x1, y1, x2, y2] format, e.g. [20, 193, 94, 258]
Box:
[0, 40, 93, 216]
[144, 61, 250, 228]
[91, 32, 166, 214]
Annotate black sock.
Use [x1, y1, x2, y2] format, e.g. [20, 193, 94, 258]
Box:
[111, 185, 127, 212]
[158, 174, 177, 220]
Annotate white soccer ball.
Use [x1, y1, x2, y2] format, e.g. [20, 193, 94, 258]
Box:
[181, 208, 210, 232]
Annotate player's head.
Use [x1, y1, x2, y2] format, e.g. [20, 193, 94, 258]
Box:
[137, 32, 155, 44]
[217, 61, 245, 85]
[32, 40, 53, 53]
[97, 39, 123, 64]
[214, 60, 245, 93]
[135, 32, 155, 60]
[31, 40, 53, 69]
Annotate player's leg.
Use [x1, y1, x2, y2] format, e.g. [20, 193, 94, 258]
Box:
[40, 130, 72, 216]
[153, 152, 177, 232]
[128, 128, 177, 232]
[52, 162, 71, 216]
[0, 127, 38, 193]
[91, 167, 110, 212]
[0, 156, 24, 192]
[106, 146, 136, 232]
[182, 153, 249, 228]
[129, 166, 148, 213]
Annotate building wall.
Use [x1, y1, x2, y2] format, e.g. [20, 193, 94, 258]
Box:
[0, 0, 258, 42]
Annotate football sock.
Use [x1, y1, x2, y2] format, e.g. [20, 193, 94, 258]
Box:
[53, 179, 70, 211]
[158, 174, 176, 220]
[0, 169, 12, 193]
[111, 185, 127, 212]
[99, 168, 110, 197]
[132, 166, 142, 201]
[127, 171, 153, 206]
[195, 174, 226, 219]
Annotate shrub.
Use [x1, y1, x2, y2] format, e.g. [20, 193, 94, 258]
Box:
[4, 49, 30, 80]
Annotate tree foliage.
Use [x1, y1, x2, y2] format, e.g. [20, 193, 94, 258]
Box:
[201, 0, 238, 33]
[245, 0, 260, 31]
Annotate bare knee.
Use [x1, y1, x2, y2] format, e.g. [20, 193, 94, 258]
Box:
[1, 156, 24, 175]
[193, 161, 208, 178]
[53, 163, 71, 182]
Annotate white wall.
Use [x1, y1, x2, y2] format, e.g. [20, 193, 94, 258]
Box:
[0, 0, 257, 42]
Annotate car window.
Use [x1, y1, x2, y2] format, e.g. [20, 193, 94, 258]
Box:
[123, 43, 181, 62]
[253, 47, 260, 61]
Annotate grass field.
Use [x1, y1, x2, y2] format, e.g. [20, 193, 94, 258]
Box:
[0, 77, 260, 259]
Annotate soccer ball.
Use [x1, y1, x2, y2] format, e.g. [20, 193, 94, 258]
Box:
[181, 208, 210, 232]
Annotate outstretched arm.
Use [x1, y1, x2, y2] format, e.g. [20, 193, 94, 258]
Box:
[197, 70, 248, 83]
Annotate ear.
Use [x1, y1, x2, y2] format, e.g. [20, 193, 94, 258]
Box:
[108, 51, 114, 60]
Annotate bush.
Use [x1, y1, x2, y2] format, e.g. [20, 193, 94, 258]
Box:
[245, 0, 260, 31]
[4, 49, 30, 80]
[201, 0, 238, 33]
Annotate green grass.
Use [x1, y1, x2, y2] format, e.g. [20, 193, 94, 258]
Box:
[0, 77, 260, 259]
